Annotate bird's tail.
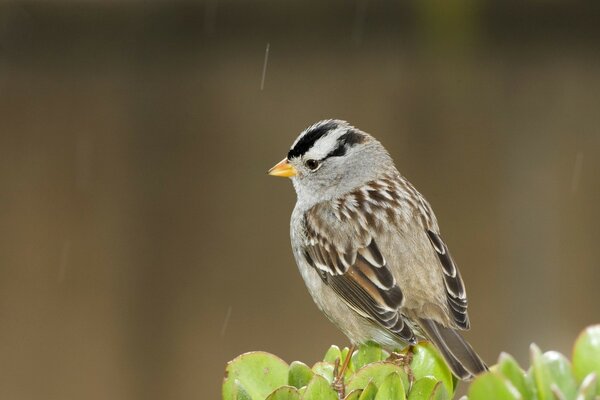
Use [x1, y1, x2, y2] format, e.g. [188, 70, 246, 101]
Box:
[417, 318, 488, 381]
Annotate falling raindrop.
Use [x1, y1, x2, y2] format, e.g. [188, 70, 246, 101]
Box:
[221, 305, 233, 337]
[260, 43, 270, 91]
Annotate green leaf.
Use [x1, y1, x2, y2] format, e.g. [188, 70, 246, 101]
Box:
[324, 346, 342, 364]
[573, 325, 600, 384]
[407, 376, 438, 400]
[374, 372, 405, 400]
[576, 372, 598, 400]
[529, 344, 551, 400]
[358, 381, 378, 400]
[289, 361, 314, 389]
[323, 345, 353, 377]
[428, 381, 449, 400]
[353, 342, 384, 371]
[312, 361, 335, 384]
[525, 366, 539, 400]
[344, 389, 363, 400]
[530, 344, 577, 400]
[468, 372, 522, 400]
[347, 362, 409, 394]
[410, 342, 454, 396]
[266, 386, 301, 400]
[223, 351, 289, 400]
[233, 380, 252, 400]
[496, 353, 532, 399]
[541, 351, 577, 399]
[302, 374, 338, 400]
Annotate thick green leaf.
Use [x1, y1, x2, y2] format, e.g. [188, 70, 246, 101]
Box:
[573, 325, 600, 383]
[358, 381, 378, 400]
[374, 372, 406, 400]
[530, 344, 557, 400]
[323, 346, 354, 376]
[525, 367, 539, 400]
[576, 372, 598, 400]
[345, 389, 363, 400]
[407, 376, 438, 400]
[541, 351, 577, 399]
[497, 353, 532, 399]
[233, 380, 252, 400]
[353, 342, 384, 371]
[312, 361, 335, 384]
[468, 372, 522, 400]
[302, 374, 338, 400]
[266, 386, 301, 400]
[289, 361, 314, 389]
[223, 351, 289, 400]
[530, 344, 576, 400]
[324, 346, 342, 364]
[347, 362, 409, 394]
[428, 381, 449, 400]
[410, 342, 454, 396]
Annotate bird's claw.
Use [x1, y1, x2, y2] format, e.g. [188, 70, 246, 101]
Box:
[332, 358, 346, 399]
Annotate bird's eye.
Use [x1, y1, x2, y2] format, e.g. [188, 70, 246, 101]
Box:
[305, 159, 320, 171]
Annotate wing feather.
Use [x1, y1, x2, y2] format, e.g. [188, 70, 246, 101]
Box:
[426, 230, 470, 329]
[303, 209, 416, 344]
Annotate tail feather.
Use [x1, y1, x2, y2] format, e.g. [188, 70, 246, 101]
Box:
[417, 318, 488, 381]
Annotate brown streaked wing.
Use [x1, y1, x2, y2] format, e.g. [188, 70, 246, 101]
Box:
[426, 230, 470, 330]
[303, 210, 416, 343]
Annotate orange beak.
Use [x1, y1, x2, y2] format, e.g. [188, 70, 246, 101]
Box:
[268, 158, 297, 178]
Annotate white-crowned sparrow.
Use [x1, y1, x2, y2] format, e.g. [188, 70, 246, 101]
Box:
[268, 119, 487, 380]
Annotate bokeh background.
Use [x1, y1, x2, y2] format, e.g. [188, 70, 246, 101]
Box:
[1, 1, 599, 399]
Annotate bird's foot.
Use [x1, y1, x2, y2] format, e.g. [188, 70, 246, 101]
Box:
[386, 345, 415, 389]
[332, 358, 345, 399]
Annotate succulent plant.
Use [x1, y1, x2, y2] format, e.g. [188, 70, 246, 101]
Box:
[466, 325, 600, 400]
[223, 341, 455, 400]
[223, 325, 600, 400]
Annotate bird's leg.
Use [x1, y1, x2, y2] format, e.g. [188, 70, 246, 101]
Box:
[332, 358, 341, 390]
[386, 345, 415, 389]
[332, 345, 355, 399]
[403, 345, 415, 388]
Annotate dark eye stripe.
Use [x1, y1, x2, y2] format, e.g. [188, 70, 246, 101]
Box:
[325, 129, 365, 159]
[288, 121, 338, 159]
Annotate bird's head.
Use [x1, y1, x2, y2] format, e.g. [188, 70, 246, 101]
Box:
[269, 119, 395, 208]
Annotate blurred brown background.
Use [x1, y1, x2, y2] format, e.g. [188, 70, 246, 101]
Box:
[1, 1, 599, 399]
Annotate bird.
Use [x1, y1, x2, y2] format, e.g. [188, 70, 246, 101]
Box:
[268, 119, 487, 381]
